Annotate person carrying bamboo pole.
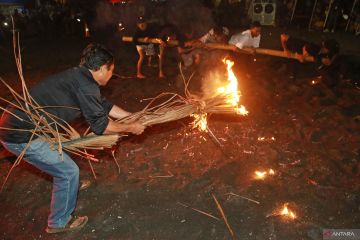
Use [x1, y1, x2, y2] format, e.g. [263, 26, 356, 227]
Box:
[177, 24, 202, 69]
[0, 43, 145, 234]
[228, 21, 262, 54]
[133, 16, 166, 79]
[228, 21, 262, 78]
[280, 33, 321, 79]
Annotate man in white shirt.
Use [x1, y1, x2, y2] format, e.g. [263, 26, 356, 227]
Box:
[228, 21, 261, 52]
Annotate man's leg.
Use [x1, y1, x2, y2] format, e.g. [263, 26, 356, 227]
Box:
[2, 140, 80, 228]
[158, 44, 165, 78]
[136, 45, 146, 78]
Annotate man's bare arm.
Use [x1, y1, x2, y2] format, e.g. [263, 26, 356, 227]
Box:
[109, 105, 131, 119]
[104, 119, 145, 135]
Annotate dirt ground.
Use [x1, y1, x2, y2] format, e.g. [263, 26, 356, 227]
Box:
[0, 27, 359, 240]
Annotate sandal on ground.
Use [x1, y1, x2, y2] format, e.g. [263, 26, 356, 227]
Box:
[45, 216, 88, 234]
[79, 179, 91, 191]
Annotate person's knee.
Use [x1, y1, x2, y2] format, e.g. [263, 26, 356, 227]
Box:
[69, 163, 79, 179]
[137, 48, 145, 57]
[280, 33, 288, 41]
[194, 54, 201, 65]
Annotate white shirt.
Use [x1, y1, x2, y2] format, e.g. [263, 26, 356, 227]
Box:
[228, 29, 261, 49]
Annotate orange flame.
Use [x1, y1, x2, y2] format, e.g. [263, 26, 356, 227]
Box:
[191, 114, 208, 132]
[191, 59, 247, 131]
[255, 171, 267, 179]
[217, 59, 248, 116]
[280, 204, 296, 219]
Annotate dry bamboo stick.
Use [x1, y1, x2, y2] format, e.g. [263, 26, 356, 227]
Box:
[111, 150, 121, 175]
[212, 194, 237, 240]
[87, 158, 97, 180]
[227, 192, 260, 205]
[177, 202, 220, 221]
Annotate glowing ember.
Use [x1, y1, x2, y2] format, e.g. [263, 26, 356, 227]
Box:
[191, 114, 208, 132]
[257, 136, 276, 142]
[254, 169, 276, 180]
[236, 105, 249, 115]
[255, 171, 267, 179]
[84, 22, 90, 38]
[310, 77, 321, 85]
[280, 204, 296, 219]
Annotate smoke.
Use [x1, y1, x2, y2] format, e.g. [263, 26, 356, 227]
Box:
[200, 51, 232, 99]
[93, 1, 120, 29]
[164, 0, 214, 37]
[92, 0, 215, 36]
[201, 70, 228, 99]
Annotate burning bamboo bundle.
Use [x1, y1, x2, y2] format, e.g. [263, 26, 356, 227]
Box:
[116, 59, 248, 133]
[122, 36, 314, 62]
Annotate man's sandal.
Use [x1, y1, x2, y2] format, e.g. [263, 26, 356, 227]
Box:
[45, 216, 88, 234]
[79, 179, 91, 191]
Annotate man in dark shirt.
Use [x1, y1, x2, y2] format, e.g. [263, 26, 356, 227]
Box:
[281, 33, 320, 63]
[0, 43, 145, 233]
[280, 33, 321, 79]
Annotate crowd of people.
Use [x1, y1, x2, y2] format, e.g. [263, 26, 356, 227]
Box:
[131, 16, 345, 88]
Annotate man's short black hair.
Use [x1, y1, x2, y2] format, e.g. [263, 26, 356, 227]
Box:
[80, 43, 114, 71]
[251, 21, 261, 28]
[304, 43, 321, 57]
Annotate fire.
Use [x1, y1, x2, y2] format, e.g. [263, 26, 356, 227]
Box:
[254, 169, 275, 180]
[191, 58, 247, 131]
[217, 59, 248, 116]
[255, 171, 267, 179]
[191, 113, 208, 132]
[257, 136, 276, 142]
[279, 204, 296, 219]
[236, 105, 248, 115]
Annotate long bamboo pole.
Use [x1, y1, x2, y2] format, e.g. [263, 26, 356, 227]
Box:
[122, 36, 314, 62]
